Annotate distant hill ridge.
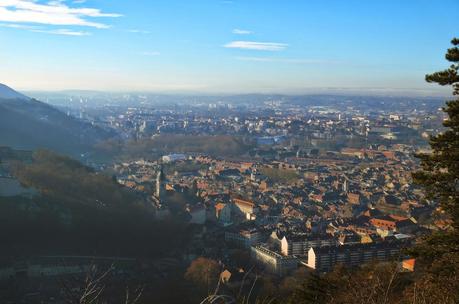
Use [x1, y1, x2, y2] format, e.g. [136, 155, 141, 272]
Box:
[0, 83, 114, 157]
[0, 83, 30, 100]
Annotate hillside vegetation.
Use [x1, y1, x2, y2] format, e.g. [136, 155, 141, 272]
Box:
[1, 150, 190, 258]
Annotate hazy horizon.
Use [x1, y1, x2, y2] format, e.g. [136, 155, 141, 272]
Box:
[20, 87, 450, 98]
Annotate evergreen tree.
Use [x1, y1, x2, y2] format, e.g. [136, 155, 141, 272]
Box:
[413, 38, 459, 262]
[409, 38, 459, 303]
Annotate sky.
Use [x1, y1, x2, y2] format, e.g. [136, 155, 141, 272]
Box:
[0, 0, 458, 95]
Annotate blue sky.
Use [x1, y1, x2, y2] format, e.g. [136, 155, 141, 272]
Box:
[0, 0, 457, 94]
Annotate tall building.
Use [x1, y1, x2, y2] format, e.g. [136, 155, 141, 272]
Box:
[306, 241, 407, 272]
[281, 234, 336, 256]
[225, 227, 263, 248]
[251, 245, 299, 276]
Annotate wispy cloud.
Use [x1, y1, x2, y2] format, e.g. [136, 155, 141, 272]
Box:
[141, 51, 161, 56]
[126, 29, 151, 34]
[224, 41, 288, 51]
[0, 22, 40, 30]
[32, 28, 90, 36]
[236, 56, 337, 64]
[0, 22, 88, 36]
[232, 28, 252, 35]
[0, 0, 121, 29]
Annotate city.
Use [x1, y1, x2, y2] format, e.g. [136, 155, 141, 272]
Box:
[0, 0, 458, 303]
[0, 91, 451, 302]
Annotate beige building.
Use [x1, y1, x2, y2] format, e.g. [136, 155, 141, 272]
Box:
[306, 242, 403, 272]
[225, 227, 262, 248]
[233, 198, 258, 220]
[281, 234, 336, 256]
[251, 245, 299, 276]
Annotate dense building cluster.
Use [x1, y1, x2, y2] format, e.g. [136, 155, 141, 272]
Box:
[108, 97, 445, 277]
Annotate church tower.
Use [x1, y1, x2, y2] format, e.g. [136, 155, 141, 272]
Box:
[342, 178, 349, 193]
[155, 166, 163, 199]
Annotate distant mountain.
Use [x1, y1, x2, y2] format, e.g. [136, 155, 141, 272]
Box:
[0, 83, 30, 100]
[0, 83, 114, 157]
